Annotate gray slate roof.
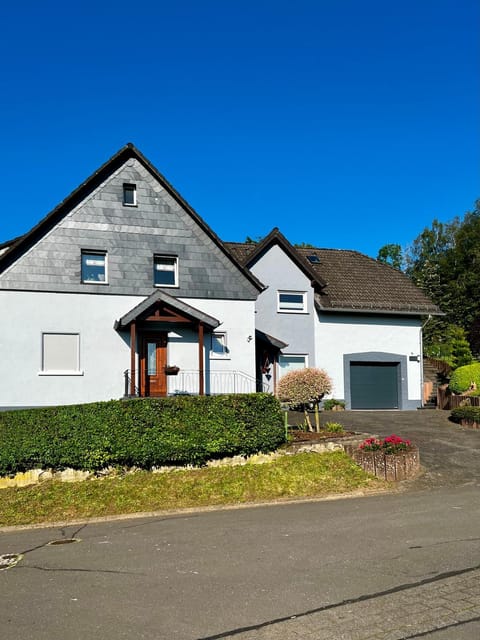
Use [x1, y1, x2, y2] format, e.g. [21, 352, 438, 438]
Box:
[226, 232, 442, 316]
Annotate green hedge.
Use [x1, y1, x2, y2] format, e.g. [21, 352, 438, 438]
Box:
[449, 362, 480, 394]
[0, 394, 285, 475]
[450, 406, 480, 424]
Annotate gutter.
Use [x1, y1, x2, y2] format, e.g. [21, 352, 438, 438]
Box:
[315, 306, 444, 317]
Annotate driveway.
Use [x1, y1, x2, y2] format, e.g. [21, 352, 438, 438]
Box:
[289, 409, 480, 491]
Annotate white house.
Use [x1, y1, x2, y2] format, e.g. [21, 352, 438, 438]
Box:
[226, 229, 442, 410]
[0, 146, 441, 410]
[0, 144, 263, 408]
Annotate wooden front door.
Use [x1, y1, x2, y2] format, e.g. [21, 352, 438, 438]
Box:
[141, 334, 167, 397]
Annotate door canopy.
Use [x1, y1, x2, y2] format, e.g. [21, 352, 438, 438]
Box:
[115, 290, 220, 330]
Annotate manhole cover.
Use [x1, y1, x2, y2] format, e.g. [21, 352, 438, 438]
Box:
[48, 538, 81, 546]
[0, 553, 23, 570]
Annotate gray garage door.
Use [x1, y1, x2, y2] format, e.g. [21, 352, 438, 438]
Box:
[350, 362, 400, 409]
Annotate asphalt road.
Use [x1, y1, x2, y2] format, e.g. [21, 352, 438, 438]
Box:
[1, 410, 480, 639]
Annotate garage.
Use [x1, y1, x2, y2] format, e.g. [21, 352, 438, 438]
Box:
[350, 362, 400, 409]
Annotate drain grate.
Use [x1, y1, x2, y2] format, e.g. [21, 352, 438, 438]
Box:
[0, 553, 23, 570]
[48, 538, 81, 546]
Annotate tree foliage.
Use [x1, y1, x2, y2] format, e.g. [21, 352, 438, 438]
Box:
[376, 244, 403, 270]
[402, 200, 480, 356]
[278, 368, 332, 431]
[422, 319, 473, 368]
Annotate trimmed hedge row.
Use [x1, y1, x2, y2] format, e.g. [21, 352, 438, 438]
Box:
[450, 406, 480, 424]
[0, 394, 285, 475]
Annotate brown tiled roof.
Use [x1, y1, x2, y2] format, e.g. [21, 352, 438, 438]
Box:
[225, 235, 442, 316]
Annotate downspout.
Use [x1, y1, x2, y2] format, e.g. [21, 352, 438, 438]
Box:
[420, 315, 432, 407]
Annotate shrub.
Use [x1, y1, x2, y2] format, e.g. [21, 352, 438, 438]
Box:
[449, 362, 480, 394]
[323, 399, 345, 411]
[450, 406, 480, 424]
[277, 368, 332, 431]
[424, 323, 474, 369]
[0, 394, 285, 475]
[324, 422, 344, 434]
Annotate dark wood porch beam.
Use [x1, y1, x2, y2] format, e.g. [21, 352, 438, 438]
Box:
[130, 320, 136, 396]
[198, 321, 204, 396]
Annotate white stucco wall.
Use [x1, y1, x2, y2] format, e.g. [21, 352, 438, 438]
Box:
[315, 313, 423, 408]
[174, 298, 257, 394]
[0, 291, 256, 407]
[249, 244, 316, 361]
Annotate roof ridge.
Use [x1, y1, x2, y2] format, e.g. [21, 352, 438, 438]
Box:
[0, 145, 264, 293]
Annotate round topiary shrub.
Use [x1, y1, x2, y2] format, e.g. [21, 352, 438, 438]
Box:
[449, 362, 480, 394]
[278, 367, 332, 431]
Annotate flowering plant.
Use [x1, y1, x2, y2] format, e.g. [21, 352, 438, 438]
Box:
[359, 434, 412, 455]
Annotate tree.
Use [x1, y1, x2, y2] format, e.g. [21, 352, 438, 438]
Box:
[423, 320, 474, 368]
[403, 200, 480, 357]
[277, 368, 332, 431]
[377, 244, 403, 270]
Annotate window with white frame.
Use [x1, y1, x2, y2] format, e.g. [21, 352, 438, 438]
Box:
[81, 250, 107, 283]
[41, 333, 81, 374]
[278, 354, 307, 377]
[210, 332, 229, 358]
[123, 183, 137, 206]
[277, 291, 307, 313]
[154, 255, 178, 287]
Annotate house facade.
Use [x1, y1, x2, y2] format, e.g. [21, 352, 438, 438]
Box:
[0, 145, 441, 410]
[226, 229, 442, 410]
[0, 145, 262, 408]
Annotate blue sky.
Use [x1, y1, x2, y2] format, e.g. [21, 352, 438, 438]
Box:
[1, 0, 478, 257]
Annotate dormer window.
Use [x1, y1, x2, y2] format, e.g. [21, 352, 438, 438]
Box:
[123, 183, 136, 206]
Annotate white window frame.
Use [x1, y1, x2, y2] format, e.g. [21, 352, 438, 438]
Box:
[210, 331, 229, 359]
[123, 183, 137, 206]
[81, 250, 108, 284]
[277, 291, 307, 313]
[278, 354, 308, 378]
[154, 255, 178, 288]
[39, 332, 84, 376]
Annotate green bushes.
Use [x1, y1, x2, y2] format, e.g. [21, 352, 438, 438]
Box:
[0, 394, 285, 475]
[450, 406, 480, 424]
[322, 399, 345, 411]
[448, 362, 480, 394]
[324, 422, 344, 434]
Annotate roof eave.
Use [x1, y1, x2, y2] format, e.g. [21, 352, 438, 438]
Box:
[315, 304, 444, 317]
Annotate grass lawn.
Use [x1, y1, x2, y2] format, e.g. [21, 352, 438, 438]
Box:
[0, 452, 386, 528]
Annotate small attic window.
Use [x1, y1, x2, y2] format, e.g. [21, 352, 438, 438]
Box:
[123, 184, 136, 206]
[307, 254, 320, 264]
